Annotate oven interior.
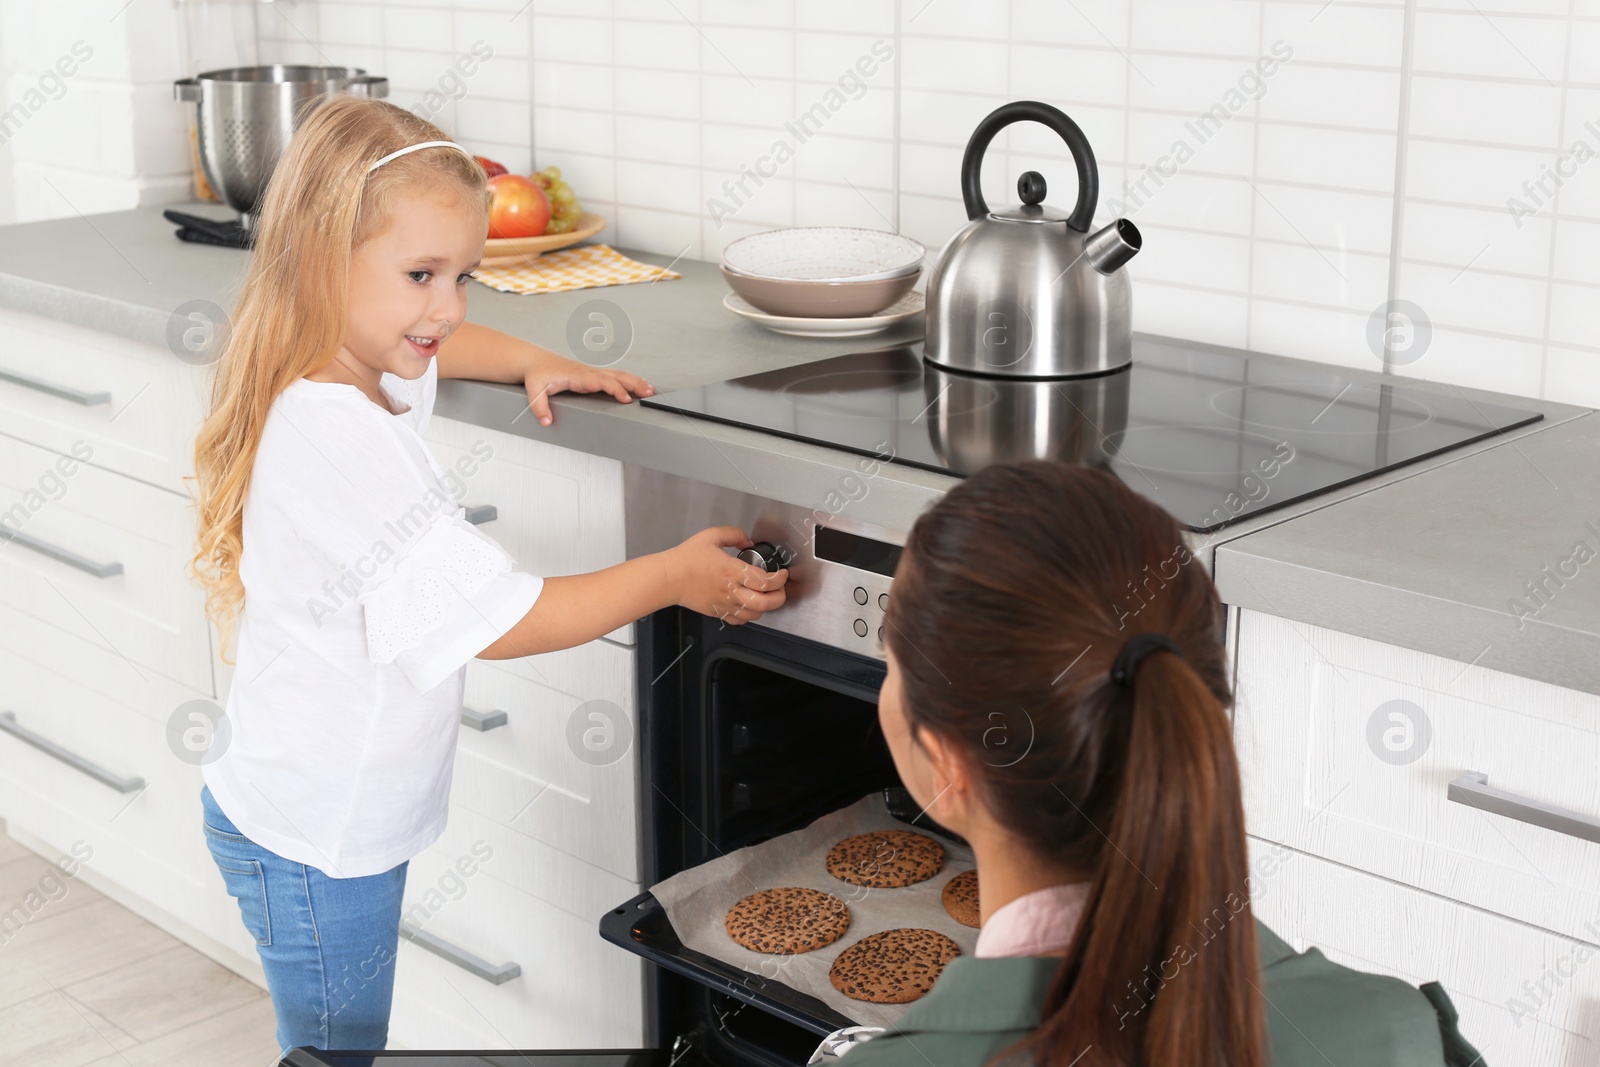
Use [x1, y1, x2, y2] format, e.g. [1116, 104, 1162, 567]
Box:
[618, 606, 905, 1067]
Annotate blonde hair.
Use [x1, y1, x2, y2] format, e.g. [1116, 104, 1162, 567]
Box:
[187, 95, 489, 661]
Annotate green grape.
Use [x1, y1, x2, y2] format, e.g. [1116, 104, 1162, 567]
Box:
[530, 163, 582, 231]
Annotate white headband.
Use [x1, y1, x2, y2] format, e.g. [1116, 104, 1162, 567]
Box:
[366, 140, 471, 174]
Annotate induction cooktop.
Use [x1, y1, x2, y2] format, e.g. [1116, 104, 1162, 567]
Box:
[641, 337, 1542, 533]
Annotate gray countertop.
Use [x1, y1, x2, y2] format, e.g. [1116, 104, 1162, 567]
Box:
[1215, 410, 1600, 695]
[1, 202, 1595, 694]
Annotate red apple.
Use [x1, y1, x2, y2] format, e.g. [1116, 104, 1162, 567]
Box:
[486, 174, 551, 239]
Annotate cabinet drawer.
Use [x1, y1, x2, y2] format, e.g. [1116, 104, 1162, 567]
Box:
[0, 639, 217, 902]
[452, 650, 640, 882]
[393, 842, 646, 1049]
[1234, 609, 1600, 945]
[424, 418, 632, 644]
[0, 433, 212, 693]
[0, 308, 208, 493]
[430, 798, 641, 931]
[1250, 838, 1599, 1067]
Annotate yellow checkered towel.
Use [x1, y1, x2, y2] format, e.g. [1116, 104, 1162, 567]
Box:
[470, 244, 681, 294]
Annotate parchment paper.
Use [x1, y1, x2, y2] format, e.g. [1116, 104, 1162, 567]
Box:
[649, 793, 979, 1029]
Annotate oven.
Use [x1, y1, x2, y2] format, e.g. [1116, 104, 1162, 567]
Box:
[608, 466, 917, 1067]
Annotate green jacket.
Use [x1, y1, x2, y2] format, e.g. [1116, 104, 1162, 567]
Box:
[836, 920, 1484, 1067]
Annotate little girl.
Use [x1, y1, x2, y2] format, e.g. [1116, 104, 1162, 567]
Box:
[186, 96, 787, 1054]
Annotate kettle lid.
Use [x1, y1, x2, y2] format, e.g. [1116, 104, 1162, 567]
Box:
[989, 171, 1072, 224]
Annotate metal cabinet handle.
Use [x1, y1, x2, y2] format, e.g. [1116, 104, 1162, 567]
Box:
[463, 504, 497, 525]
[0, 710, 145, 793]
[0, 527, 123, 578]
[0, 365, 111, 406]
[1448, 771, 1600, 845]
[400, 925, 520, 984]
[460, 705, 507, 732]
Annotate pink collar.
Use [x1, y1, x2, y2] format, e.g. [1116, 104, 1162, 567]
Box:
[974, 881, 1092, 958]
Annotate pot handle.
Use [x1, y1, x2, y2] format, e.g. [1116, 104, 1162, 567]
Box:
[345, 74, 389, 99]
[960, 100, 1098, 232]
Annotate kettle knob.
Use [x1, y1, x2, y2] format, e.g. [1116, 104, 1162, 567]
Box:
[736, 541, 788, 573]
[1018, 171, 1046, 205]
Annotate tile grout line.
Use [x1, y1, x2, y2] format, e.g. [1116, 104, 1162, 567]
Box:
[892, 0, 902, 235]
[1381, 0, 1421, 376]
[1535, 0, 1578, 401]
[1244, 0, 1266, 351]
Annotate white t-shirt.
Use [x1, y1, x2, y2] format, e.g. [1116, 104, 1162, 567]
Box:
[202, 359, 542, 878]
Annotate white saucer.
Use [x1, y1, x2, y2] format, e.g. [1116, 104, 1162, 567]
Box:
[722, 291, 924, 338]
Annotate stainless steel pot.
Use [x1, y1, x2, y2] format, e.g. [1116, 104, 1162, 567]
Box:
[924, 101, 1140, 379]
[923, 360, 1131, 471]
[174, 65, 388, 232]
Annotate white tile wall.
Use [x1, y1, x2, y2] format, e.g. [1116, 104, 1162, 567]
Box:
[0, 0, 195, 218]
[1, 0, 1597, 406]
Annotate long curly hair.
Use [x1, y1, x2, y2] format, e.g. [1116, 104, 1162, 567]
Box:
[186, 95, 488, 661]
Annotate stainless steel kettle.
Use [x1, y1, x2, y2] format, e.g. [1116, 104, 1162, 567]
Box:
[923, 101, 1141, 379]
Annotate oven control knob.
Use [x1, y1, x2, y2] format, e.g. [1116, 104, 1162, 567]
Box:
[737, 541, 787, 573]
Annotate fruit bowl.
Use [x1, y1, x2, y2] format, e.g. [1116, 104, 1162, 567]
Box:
[479, 212, 608, 268]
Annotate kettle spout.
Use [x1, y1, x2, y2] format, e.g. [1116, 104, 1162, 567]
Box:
[1083, 218, 1142, 275]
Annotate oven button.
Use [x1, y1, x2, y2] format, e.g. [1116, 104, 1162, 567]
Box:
[853, 618, 868, 638]
[853, 586, 868, 605]
[877, 626, 883, 643]
[878, 592, 889, 610]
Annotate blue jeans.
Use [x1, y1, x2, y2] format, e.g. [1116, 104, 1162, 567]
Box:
[200, 784, 409, 1054]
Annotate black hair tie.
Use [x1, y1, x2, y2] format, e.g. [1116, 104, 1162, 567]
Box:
[1110, 632, 1182, 686]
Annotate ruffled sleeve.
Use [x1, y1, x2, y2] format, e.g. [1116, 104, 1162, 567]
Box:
[356, 511, 542, 692]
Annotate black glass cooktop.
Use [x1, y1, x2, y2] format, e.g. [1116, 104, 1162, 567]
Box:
[642, 337, 1542, 533]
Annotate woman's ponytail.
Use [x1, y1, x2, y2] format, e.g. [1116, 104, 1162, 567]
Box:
[884, 461, 1266, 1067]
[1021, 648, 1263, 1066]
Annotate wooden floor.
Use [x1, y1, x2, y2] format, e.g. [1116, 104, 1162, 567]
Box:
[0, 821, 284, 1067]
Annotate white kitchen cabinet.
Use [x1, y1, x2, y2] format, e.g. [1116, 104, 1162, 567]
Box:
[1234, 607, 1600, 1065]
[0, 598, 258, 971]
[1250, 839, 1598, 1066]
[454, 650, 641, 883]
[389, 800, 645, 1052]
[425, 414, 633, 644]
[0, 312, 646, 1053]
[0, 307, 209, 494]
[1234, 608, 1600, 942]
[0, 430, 214, 693]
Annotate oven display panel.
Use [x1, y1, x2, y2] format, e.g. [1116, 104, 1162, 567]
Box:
[814, 525, 902, 578]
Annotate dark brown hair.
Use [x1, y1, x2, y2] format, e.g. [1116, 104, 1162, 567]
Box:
[884, 461, 1263, 1067]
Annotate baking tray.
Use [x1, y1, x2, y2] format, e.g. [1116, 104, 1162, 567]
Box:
[598, 792, 977, 1037]
[599, 890, 855, 1037]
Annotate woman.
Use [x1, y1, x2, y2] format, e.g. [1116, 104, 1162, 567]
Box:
[839, 461, 1483, 1067]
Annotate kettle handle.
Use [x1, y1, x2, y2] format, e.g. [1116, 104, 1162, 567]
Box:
[960, 100, 1098, 232]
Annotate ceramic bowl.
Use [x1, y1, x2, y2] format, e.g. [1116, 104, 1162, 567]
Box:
[721, 226, 925, 282]
[719, 265, 920, 318]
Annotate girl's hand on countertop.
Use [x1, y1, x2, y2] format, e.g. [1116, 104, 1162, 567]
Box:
[666, 526, 788, 625]
[522, 353, 655, 426]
